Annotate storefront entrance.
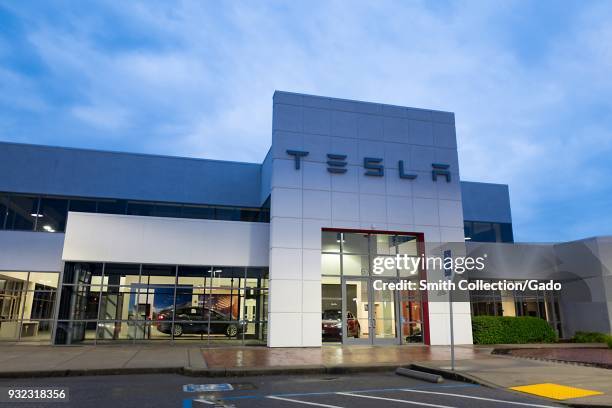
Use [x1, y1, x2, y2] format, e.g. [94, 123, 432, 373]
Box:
[321, 230, 424, 346]
[342, 277, 397, 345]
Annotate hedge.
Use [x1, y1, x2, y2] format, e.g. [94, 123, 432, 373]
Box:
[572, 331, 610, 343]
[472, 316, 557, 344]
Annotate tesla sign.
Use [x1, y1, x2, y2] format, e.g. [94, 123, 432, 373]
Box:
[286, 150, 451, 182]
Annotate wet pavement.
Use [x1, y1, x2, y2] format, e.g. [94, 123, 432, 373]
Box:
[202, 344, 488, 369]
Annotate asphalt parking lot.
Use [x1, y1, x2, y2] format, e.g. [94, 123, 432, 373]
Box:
[0, 371, 564, 408]
[185, 372, 564, 408]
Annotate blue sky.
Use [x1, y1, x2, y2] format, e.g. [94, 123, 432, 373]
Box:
[1, 1, 611, 242]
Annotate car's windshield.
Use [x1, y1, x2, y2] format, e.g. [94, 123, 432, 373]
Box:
[322, 310, 341, 320]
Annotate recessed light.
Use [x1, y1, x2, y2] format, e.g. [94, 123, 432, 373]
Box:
[30, 213, 43, 218]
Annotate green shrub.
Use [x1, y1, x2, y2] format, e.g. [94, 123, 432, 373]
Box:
[572, 331, 610, 343]
[607, 336, 612, 349]
[472, 316, 557, 344]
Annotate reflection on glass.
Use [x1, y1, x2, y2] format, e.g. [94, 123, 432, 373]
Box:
[344, 279, 368, 340]
[402, 322, 423, 343]
[321, 277, 342, 342]
[373, 284, 396, 339]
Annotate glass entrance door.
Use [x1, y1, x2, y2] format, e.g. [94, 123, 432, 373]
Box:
[342, 277, 399, 345]
[342, 277, 370, 344]
[372, 279, 397, 345]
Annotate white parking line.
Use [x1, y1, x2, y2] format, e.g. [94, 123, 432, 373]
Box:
[336, 392, 456, 408]
[399, 389, 559, 408]
[192, 398, 217, 405]
[266, 395, 345, 408]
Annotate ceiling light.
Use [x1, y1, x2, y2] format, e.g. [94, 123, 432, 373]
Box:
[464, 237, 471, 240]
[43, 225, 55, 232]
[30, 213, 43, 218]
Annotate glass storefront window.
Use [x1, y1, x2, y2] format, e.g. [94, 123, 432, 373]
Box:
[342, 233, 368, 254]
[68, 198, 97, 213]
[181, 205, 214, 220]
[151, 203, 183, 218]
[320, 230, 423, 345]
[469, 279, 563, 336]
[321, 276, 342, 343]
[342, 255, 369, 276]
[5, 195, 38, 231]
[0, 193, 270, 232]
[0, 271, 59, 342]
[375, 234, 393, 255]
[215, 208, 240, 221]
[104, 264, 141, 286]
[55, 263, 268, 345]
[36, 197, 68, 232]
[321, 254, 341, 275]
[127, 202, 155, 216]
[322, 231, 341, 253]
[464, 221, 514, 243]
[0, 193, 8, 229]
[394, 235, 418, 255]
[96, 199, 127, 214]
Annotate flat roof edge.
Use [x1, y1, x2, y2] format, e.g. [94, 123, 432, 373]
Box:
[273, 90, 455, 116]
[0, 140, 262, 167]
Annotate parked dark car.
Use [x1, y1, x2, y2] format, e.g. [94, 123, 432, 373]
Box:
[156, 307, 246, 337]
[322, 310, 360, 340]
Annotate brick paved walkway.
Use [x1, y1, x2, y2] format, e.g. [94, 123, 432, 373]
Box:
[506, 347, 612, 368]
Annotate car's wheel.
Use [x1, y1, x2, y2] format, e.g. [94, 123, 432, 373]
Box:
[225, 324, 238, 337]
[172, 324, 183, 337]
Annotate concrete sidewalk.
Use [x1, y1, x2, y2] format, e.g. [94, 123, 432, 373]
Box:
[415, 355, 612, 407]
[0, 344, 486, 377]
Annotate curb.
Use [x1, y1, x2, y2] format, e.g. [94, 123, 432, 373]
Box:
[0, 367, 184, 379]
[408, 364, 484, 386]
[181, 362, 400, 377]
[0, 363, 400, 379]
